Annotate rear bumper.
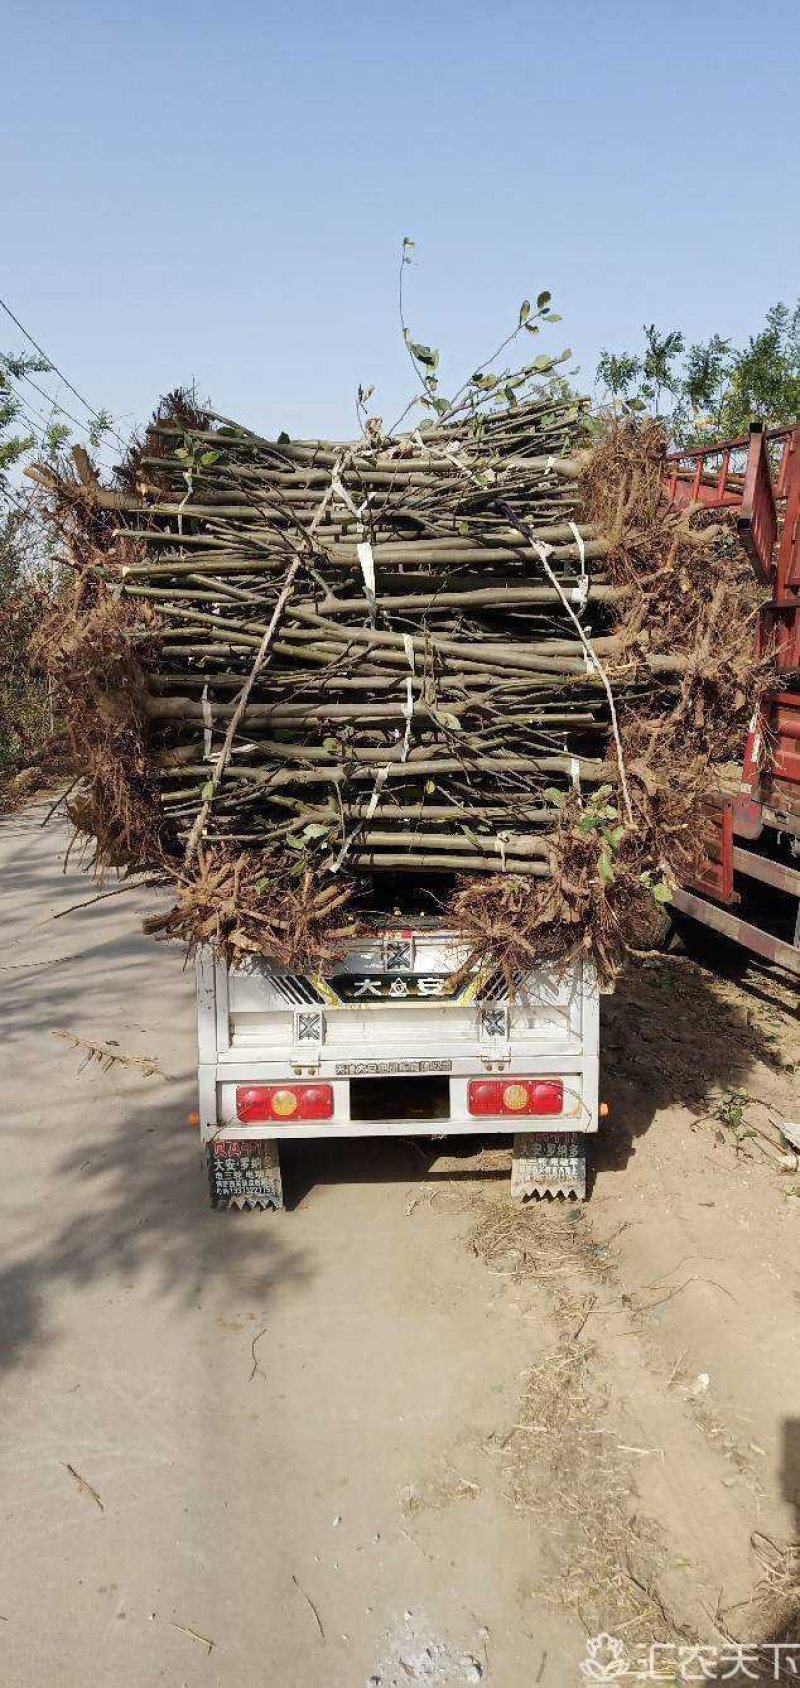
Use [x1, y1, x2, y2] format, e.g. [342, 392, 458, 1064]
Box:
[200, 1064, 599, 1141]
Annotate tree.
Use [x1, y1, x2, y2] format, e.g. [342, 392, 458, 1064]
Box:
[595, 301, 800, 445]
[640, 324, 685, 415]
[595, 350, 642, 408]
[719, 301, 800, 436]
[0, 354, 66, 780]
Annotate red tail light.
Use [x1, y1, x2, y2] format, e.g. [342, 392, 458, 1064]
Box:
[468, 1078, 563, 1117]
[236, 1084, 334, 1122]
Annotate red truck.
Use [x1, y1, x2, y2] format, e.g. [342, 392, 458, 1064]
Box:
[663, 423, 800, 976]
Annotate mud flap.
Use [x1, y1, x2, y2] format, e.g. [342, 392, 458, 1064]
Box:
[206, 1138, 284, 1211]
[511, 1132, 587, 1201]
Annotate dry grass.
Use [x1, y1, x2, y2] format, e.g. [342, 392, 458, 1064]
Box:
[469, 1198, 687, 1647]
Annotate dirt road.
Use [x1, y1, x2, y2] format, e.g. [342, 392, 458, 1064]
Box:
[1, 805, 798, 1688]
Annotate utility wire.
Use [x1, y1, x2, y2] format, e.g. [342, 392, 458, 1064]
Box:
[12, 387, 116, 474]
[0, 293, 127, 449]
[21, 369, 99, 437]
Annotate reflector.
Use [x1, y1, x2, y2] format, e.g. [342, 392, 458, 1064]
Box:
[467, 1078, 564, 1117]
[236, 1083, 334, 1122]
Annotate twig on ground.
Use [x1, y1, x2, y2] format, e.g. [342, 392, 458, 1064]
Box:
[292, 1574, 326, 1642]
[64, 1463, 104, 1511]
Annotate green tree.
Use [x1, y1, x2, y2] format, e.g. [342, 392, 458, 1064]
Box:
[719, 301, 800, 435]
[0, 353, 64, 780]
[595, 302, 800, 445]
[640, 324, 685, 415]
[595, 349, 642, 408]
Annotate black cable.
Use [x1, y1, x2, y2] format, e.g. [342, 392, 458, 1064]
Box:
[0, 293, 127, 448]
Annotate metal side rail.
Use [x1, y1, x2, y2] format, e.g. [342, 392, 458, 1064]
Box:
[671, 887, 800, 976]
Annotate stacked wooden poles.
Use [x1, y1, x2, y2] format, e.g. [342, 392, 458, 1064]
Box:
[42, 393, 653, 877]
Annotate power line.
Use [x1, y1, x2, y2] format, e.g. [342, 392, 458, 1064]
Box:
[21, 369, 97, 436]
[13, 383, 117, 473]
[0, 293, 127, 449]
[5, 382, 111, 470]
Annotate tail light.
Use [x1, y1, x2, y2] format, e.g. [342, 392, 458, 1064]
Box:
[236, 1083, 334, 1122]
[468, 1078, 563, 1117]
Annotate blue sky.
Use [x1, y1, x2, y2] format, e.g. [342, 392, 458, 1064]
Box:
[3, 0, 798, 451]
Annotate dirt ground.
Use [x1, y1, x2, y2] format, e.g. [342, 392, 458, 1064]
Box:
[0, 804, 798, 1688]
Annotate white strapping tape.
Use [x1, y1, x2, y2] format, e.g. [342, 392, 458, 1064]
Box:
[401, 676, 414, 763]
[177, 474, 193, 537]
[570, 757, 581, 790]
[201, 684, 213, 758]
[403, 633, 415, 673]
[357, 540, 376, 606]
[365, 765, 390, 822]
[569, 521, 589, 610]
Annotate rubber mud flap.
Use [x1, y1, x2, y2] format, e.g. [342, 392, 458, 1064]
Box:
[206, 1138, 284, 1210]
[511, 1132, 587, 1200]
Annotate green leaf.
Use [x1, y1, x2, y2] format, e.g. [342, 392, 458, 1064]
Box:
[201, 780, 215, 800]
[199, 450, 219, 466]
[523, 322, 540, 334]
[302, 822, 331, 839]
[518, 299, 531, 325]
[431, 709, 462, 732]
[652, 878, 672, 904]
[543, 786, 565, 807]
[424, 780, 436, 794]
[322, 736, 342, 756]
[277, 430, 291, 444]
[409, 341, 439, 369]
[608, 825, 627, 847]
[532, 355, 555, 373]
[598, 848, 615, 884]
[537, 290, 552, 309]
[285, 834, 304, 851]
[255, 876, 270, 893]
[578, 813, 600, 835]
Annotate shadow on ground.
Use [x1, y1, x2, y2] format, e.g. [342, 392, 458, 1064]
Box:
[281, 1132, 513, 1209]
[596, 949, 785, 1180]
[0, 1081, 310, 1383]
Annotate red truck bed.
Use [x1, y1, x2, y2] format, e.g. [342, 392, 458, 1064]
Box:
[662, 424, 800, 974]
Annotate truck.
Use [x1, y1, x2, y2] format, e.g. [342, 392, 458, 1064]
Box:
[191, 420, 799, 1215]
[195, 934, 600, 1211]
[663, 422, 800, 976]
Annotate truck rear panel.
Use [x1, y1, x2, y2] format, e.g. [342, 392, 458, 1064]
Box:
[195, 934, 599, 1206]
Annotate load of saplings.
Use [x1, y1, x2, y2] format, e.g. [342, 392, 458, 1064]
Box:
[31, 304, 770, 982]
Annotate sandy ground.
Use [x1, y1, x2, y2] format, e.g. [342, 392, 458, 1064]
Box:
[0, 804, 798, 1688]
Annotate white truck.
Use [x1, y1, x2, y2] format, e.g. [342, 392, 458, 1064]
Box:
[195, 924, 600, 1210]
